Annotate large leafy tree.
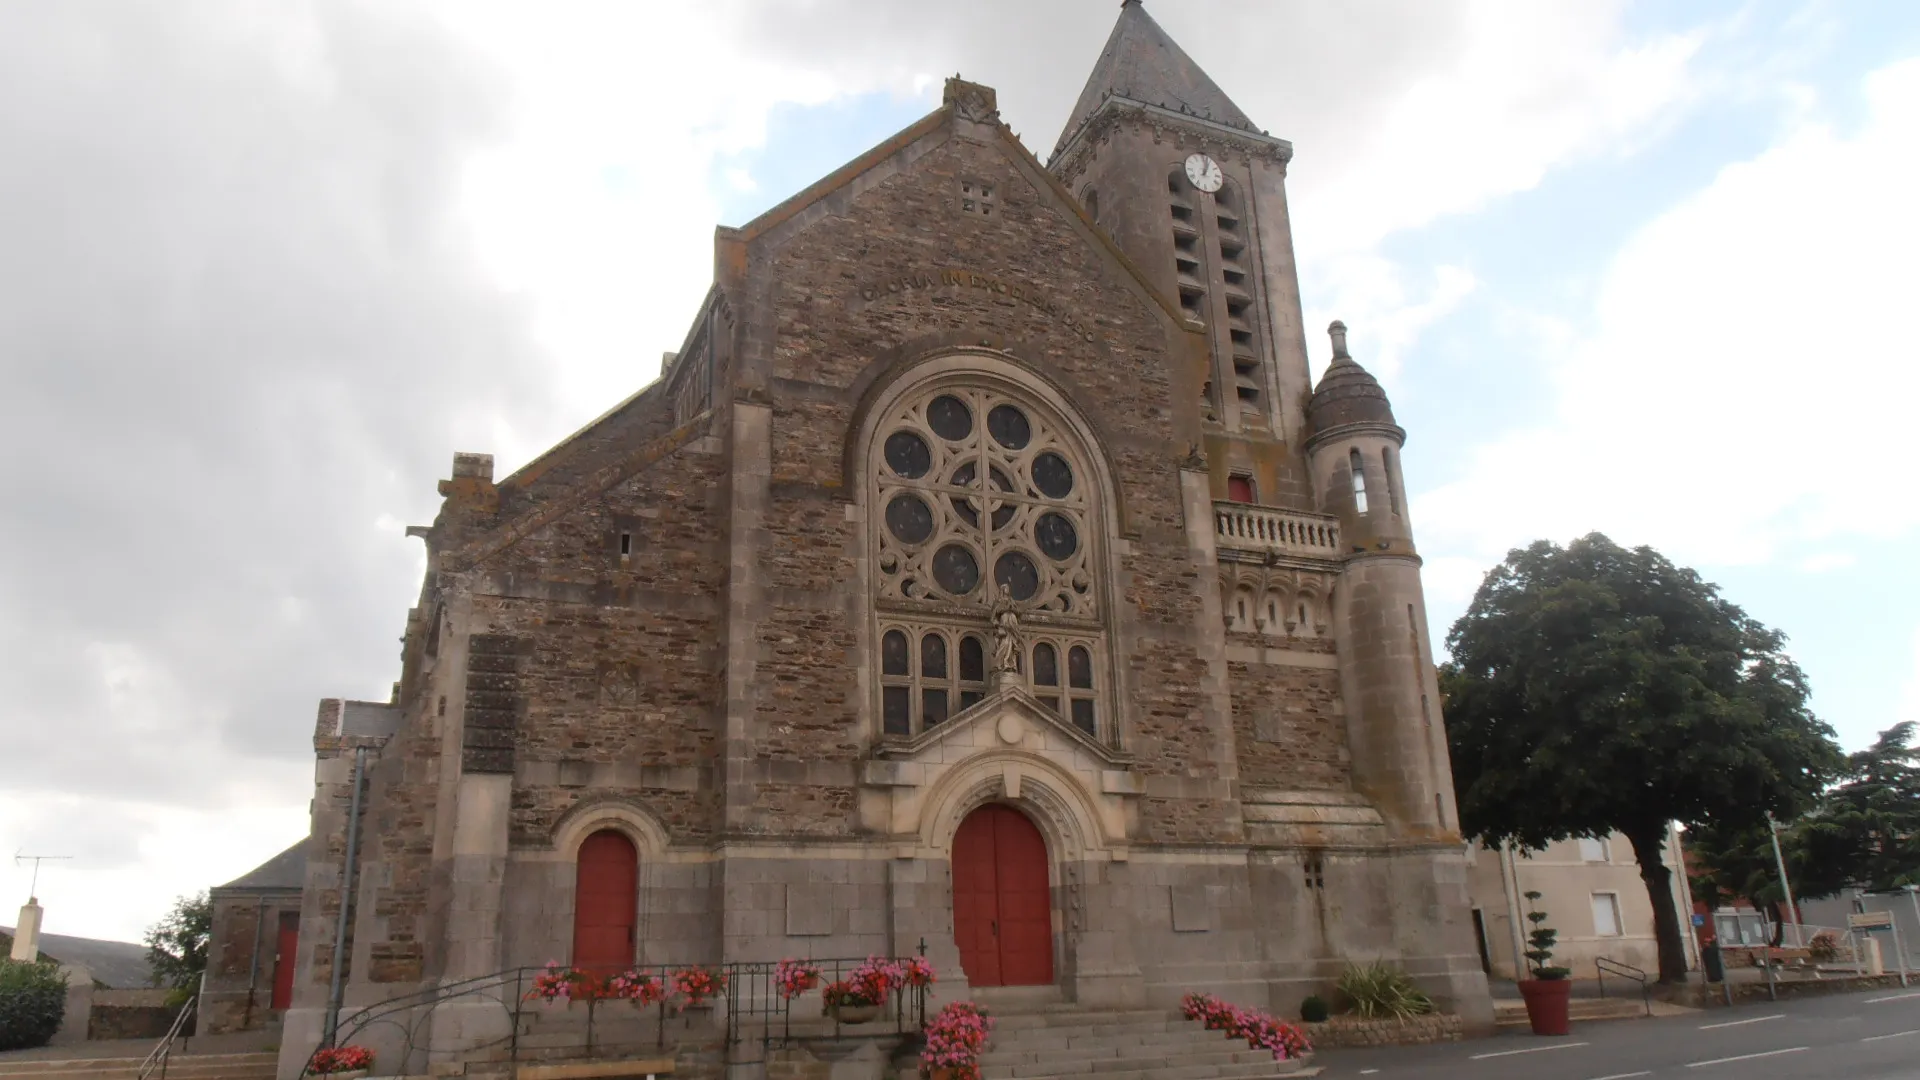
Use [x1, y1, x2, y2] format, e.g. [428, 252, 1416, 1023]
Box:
[144, 891, 212, 990]
[1796, 722, 1920, 893]
[1442, 533, 1843, 982]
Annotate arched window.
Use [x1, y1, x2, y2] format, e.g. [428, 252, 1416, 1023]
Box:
[872, 381, 1108, 738]
[1349, 448, 1369, 515]
[1383, 447, 1401, 517]
[1080, 186, 1099, 223]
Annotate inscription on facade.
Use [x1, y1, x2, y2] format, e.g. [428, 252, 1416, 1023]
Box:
[861, 268, 1098, 342]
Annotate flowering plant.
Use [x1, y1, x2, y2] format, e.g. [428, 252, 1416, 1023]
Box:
[1181, 993, 1310, 1060]
[307, 1046, 374, 1075]
[671, 966, 727, 1007]
[526, 962, 585, 1003]
[606, 968, 667, 1006]
[920, 1001, 992, 1080]
[823, 956, 904, 1012]
[774, 959, 823, 1000]
[900, 955, 937, 988]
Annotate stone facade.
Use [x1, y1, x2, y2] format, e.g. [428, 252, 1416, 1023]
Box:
[267, 7, 1492, 1077]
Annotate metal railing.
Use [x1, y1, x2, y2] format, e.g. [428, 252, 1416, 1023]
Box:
[1595, 957, 1651, 1017]
[302, 953, 932, 1076]
[137, 993, 198, 1080]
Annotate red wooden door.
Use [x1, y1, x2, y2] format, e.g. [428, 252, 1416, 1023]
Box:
[951, 805, 1054, 986]
[270, 911, 299, 1009]
[572, 830, 638, 975]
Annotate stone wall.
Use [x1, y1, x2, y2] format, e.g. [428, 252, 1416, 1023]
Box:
[1302, 1012, 1463, 1048]
[87, 989, 182, 1041]
[1226, 654, 1349, 791]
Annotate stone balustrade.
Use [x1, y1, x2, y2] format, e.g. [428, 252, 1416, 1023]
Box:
[1213, 502, 1342, 558]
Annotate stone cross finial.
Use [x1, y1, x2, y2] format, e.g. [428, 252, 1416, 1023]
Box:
[1328, 320, 1350, 360]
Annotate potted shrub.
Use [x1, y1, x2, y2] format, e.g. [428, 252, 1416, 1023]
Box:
[1517, 891, 1572, 1036]
[1299, 994, 1330, 1024]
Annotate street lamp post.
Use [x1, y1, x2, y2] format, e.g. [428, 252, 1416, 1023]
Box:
[1767, 812, 1803, 947]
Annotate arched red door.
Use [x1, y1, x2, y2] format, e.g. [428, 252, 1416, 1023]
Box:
[572, 830, 638, 975]
[952, 804, 1054, 986]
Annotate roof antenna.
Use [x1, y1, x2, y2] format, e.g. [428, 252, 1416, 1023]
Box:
[14, 852, 71, 902]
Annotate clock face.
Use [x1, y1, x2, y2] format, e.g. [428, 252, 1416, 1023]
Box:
[1185, 153, 1224, 193]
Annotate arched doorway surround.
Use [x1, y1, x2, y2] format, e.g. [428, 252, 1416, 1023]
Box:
[952, 803, 1055, 987]
[571, 829, 638, 974]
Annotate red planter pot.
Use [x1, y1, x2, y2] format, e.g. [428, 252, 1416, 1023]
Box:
[1517, 978, 1572, 1036]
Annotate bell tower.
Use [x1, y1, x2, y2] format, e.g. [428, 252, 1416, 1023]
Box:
[1048, 0, 1314, 506]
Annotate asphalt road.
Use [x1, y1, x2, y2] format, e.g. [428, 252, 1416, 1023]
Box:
[1315, 986, 1920, 1080]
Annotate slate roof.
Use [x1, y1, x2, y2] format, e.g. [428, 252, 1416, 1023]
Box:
[0, 926, 153, 988]
[215, 840, 307, 892]
[1054, 0, 1258, 158]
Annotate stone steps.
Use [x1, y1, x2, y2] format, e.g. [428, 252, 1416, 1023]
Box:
[0, 1054, 279, 1080]
[1493, 997, 1649, 1026]
[981, 1009, 1316, 1080]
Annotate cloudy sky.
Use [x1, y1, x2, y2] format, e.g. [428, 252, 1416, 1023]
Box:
[2, 0, 1916, 945]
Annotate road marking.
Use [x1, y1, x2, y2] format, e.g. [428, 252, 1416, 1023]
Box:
[1685, 1046, 1808, 1067]
[1588, 1073, 1651, 1080]
[1866, 990, 1920, 1003]
[1698, 1013, 1784, 1029]
[1470, 1041, 1590, 1059]
[1863, 1028, 1920, 1042]
[1359, 1071, 1379, 1076]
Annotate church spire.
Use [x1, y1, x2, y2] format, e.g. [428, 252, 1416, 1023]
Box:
[1052, 1, 1257, 159]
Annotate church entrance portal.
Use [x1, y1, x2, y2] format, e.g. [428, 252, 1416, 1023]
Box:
[572, 830, 638, 974]
[952, 804, 1055, 986]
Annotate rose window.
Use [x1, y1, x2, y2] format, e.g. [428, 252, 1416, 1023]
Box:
[872, 384, 1107, 739]
[874, 390, 1096, 615]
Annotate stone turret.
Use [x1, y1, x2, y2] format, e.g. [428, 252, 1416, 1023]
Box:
[1306, 321, 1453, 836]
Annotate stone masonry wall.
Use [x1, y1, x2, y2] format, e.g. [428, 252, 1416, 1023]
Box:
[1226, 657, 1350, 792]
[737, 119, 1235, 841]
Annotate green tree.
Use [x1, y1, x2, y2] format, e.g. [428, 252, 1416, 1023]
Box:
[1442, 533, 1843, 982]
[0, 958, 68, 1050]
[144, 891, 212, 990]
[1799, 722, 1920, 892]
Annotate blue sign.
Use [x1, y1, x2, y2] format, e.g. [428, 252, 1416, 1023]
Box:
[1692, 913, 1707, 927]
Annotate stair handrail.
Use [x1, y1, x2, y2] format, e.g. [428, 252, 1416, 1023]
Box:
[138, 992, 198, 1080]
[1594, 956, 1651, 1017]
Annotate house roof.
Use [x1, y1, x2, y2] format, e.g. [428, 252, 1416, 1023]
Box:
[215, 840, 307, 892]
[0, 926, 153, 989]
[1053, 0, 1257, 158]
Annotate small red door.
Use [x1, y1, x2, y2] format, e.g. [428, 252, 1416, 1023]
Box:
[572, 830, 638, 975]
[270, 911, 299, 1009]
[952, 805, 1054, 987]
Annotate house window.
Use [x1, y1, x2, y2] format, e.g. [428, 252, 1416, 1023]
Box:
[1383, 447, 1402, 517]
[1578, 837, 1611, 863]
[1349, 448, 1369, 514]
[960, 179, 995, 217]
[1591, 892, 1623, 937]
[1227, 475, 1255, 504]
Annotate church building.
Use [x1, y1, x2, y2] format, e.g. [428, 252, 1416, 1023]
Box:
[272, 3, 1493, 1073]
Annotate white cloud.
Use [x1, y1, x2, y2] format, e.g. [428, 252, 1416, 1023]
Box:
[1417, 57, 1920, 570]
[1900, 626, 1920, 730]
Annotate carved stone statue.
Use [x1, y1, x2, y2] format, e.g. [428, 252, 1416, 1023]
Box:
[991, 584, 1023, 674]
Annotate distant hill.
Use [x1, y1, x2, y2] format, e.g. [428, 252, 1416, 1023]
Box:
[1, 926, 153, 988]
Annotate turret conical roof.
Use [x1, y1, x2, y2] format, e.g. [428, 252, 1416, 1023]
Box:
[1053, 1, 1257, 158]
[1308, 321, 1399, 434]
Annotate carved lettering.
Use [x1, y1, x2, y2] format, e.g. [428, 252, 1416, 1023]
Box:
[860, 267, 1097, 342]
